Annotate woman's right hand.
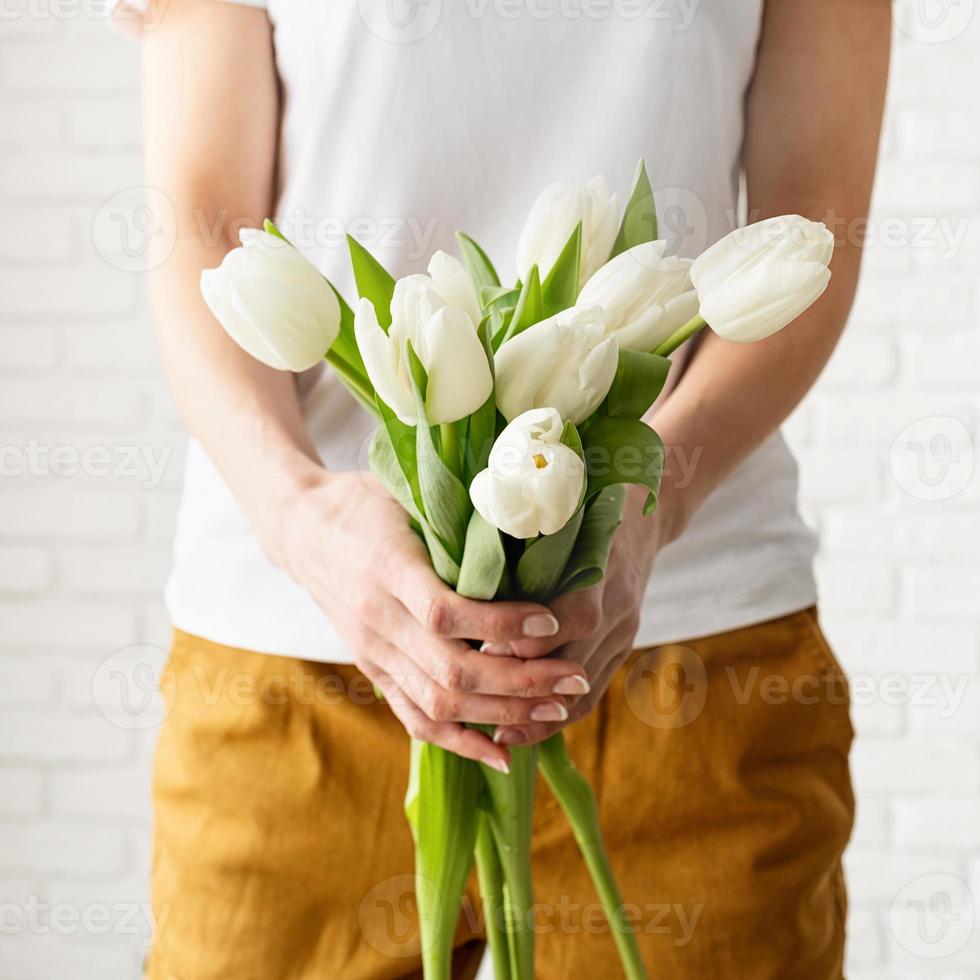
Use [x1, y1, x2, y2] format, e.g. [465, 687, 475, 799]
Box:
[271, 470, 593, 770]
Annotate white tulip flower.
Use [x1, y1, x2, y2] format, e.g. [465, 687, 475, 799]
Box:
[691, 215, 834, 343]
[494, 306, 619, 426]
[515, 175, 620, 286]
[470, 408, 585, 539]
[577, 240, 699, 352]
[354, 252, 492, 425]
[200, 228, 341, 372]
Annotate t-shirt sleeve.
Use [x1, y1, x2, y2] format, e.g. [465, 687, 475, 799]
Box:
[107, 0, 268, 39]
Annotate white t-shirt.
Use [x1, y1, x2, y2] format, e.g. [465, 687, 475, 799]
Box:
[113, 0, 818, 663]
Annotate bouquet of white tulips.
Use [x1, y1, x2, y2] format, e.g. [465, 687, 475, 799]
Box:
[201, 160, 834, 979]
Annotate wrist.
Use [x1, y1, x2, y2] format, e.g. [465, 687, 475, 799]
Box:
[624, 477, 688, 558]
[260, 452, 336, 569]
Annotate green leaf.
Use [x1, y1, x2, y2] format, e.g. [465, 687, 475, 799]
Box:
[420, 520, 461, 588]
[496, 265, 543, 349]
[327, 286, 368, 377]
[479, 285, 521, 313]
[541, 223, 582, 316]
[611, 159, 658, 259]
[376, 398, 424, 518]
[515, 507, 585, 603]
[560, 419, 584, 458]
[262, 218, 288, 241]
[347, 235, 396, 329]
[603, 349, 672, 420]
[538, 732, 649, 980]
[407, 344, 471, 561]
[367, 425, 422, 524]
[557, 485, 627, 594]
[406, 742, 482, 979]
[456, 510, 505, 601]
[581, 417, 664, 514]
[456, 232, 501, 292]
[462, 317, 499, 483]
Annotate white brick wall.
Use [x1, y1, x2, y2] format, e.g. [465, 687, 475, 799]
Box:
[1, 4, 978, 977]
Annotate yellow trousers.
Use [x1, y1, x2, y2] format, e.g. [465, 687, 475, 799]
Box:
[146, 607, 853, 979]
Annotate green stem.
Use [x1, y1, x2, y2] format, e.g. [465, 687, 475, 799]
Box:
[325, 348, 377, 415]
[481, 746, 538, 978]
[439, 422, 462, 479]
[475, 816, 513, 980]
[651, 314, 707, 358]
[406, 742, 481, 980]
[538, 733, 648, 980]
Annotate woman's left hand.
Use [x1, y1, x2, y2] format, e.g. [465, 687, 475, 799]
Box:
[489, 486, 676, 747]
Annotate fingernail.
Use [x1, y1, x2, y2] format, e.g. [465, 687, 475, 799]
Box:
[493, 728, 526, 746]
[552, 675, 590, 696]
[531, 702, 569, 723]
[523, 613, 559, 638]
[480, 641, 514, 656]
[483, 756, 510, 774]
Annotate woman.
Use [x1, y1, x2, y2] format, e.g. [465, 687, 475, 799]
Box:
[112, 1, 889, 976]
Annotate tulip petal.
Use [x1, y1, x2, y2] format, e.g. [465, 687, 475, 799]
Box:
[234, 273, 340, 371]
[700, 260, 831, 343]
[355, 297, 416, 422]
[571, 335, 619, 424]
[201, 266, 291, 371]
[470, 469, 540, 540]
[421, 307, 494, 424]
[428, 251, 481, 327]
[525, 444, 585, 535]
[494, 318, 565, 423]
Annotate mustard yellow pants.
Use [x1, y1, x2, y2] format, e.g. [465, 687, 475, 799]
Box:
[146, 607, 853, 979]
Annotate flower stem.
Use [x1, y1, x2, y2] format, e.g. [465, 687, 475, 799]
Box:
[652, 314, 707, 358]
[475, 815, 512, 980]
[439, 422, 462, 480]
[481, 746, 538, 978]
[405, 741, 481, 980]
[538, 733, 648, 980]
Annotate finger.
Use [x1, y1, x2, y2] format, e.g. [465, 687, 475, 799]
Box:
[357, 654, 513, 772]
[379, 642, 572, 728]
[390, 557, 561, 643]
[493, 628, 634, 747]
[488, 586, 605, 660]
[400, 616, 591, 699]
[360, 593, 590, 699]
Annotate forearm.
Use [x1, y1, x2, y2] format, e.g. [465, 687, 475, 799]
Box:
[142, 0, 327, 561]
[647, 259, 858, 545]
[149, 242, 327, 555]
[639, 0, 890, 550]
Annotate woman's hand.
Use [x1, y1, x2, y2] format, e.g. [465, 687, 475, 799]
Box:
[489, 486, 677, 747]
[272, 470, 594, 770]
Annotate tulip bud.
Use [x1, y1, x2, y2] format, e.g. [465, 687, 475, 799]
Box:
[691, 215, 834, 343]
[469, 408, 585, 539]
[516, 176, 620, 286]
[577, 240, 699, 352]
[200, 228, 341, 372]
[354, 252, 492, 425]
[494, 306, 619, 426]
